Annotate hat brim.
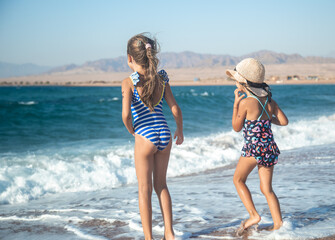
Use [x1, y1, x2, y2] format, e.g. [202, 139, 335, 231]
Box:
[225, 70, 247, 84]
[226, 69, 269, 97]
[246, 86, 269, 97]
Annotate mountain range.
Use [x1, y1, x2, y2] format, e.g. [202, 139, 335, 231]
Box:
[0, 62, 53, 78]
[1, 50, 335, 78]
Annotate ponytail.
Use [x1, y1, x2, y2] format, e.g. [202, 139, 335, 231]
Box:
[127, 33, 162, 111]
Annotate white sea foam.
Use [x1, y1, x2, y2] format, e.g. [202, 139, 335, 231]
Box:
[100, 97, 119, 102]
[18, 101, 37, 105]
[273, 113, 335, 150]
[1, 141, 334, 239]
[246, 216, 335, 239]
[200, 91, 209, 96]
[0, 143, 136, 205]
[0, 214, 62, 222]
[65, 225, 108, 240]
[0, 114, 334, 205]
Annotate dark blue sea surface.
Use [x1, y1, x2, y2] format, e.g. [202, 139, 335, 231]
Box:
[1, 85, 334, 153]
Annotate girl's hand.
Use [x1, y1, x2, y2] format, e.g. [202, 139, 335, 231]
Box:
[174, 130, 184, 145]
[232, 88, 247, 132]
[234, 88, 245, 107]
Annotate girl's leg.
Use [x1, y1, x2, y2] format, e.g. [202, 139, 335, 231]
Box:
[134, 135, 157, 240]
[153, 140, 174, 240]
[233, 156, 261, 229]
[258, 165, 283, 230]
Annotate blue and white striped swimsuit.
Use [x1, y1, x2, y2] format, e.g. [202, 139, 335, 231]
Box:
[130, 70, 171, 151]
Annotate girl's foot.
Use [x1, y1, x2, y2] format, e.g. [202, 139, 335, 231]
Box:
[243, 215, 261, 229]
[268, 221, 283, 231]
[162, 233, 175, 240]
[236, 215, 261, 236]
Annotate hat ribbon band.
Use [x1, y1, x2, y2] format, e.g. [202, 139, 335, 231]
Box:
[246, 80, 268, 89]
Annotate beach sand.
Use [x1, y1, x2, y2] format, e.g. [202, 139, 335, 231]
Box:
[1, 63, 335, 86]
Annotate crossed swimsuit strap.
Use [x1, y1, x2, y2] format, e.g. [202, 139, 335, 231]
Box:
[247, 95, 270, 120]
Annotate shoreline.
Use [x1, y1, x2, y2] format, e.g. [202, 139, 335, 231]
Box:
[316, 235, 335, 240]
[0, 79, 334, 87]
[1, 63, 335, 87]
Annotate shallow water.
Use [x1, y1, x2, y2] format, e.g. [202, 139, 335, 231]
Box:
[1, 144, 334, 239]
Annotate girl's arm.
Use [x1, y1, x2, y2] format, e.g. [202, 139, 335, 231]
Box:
[164, 83, 184, 145]
[232, 88, 247, 132]
[121, 78, 135, 136]
[271, 100, 288, 126]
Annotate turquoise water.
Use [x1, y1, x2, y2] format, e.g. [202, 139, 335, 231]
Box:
[1, 85, 334, 153]
[1, 85, 335, 239]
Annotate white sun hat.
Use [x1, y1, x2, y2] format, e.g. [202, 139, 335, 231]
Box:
[226, 58, 269, 97]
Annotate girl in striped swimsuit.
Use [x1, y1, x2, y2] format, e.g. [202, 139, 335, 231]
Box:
[122, 33, 183, 240]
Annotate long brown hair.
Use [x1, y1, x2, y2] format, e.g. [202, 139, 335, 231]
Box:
[127, 33, 163, 111]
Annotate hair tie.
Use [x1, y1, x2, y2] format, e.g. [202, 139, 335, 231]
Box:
[145, 43, 152, 49]
[137, 40, 142, 47]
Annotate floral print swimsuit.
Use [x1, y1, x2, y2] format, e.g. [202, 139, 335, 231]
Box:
[241, 96, 280, 167]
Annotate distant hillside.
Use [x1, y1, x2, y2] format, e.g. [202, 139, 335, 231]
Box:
[2, 50, 335, 78]
[241, 50, 335, 64]
[47, 50, 335, 74]
[0, 62, 52, 78]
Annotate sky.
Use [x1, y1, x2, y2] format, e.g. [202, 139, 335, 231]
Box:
[0, 0, 335, 67]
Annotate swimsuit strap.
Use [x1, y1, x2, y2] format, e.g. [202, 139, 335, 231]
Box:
[130, 70, 169, 86]
[129, 70, 167, 108]
[129, 72, 140, 86]
[247, 95, 270, 120]
[158, 69, 169, 98]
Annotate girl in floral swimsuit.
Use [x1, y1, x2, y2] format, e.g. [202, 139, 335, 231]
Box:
[226, 58, 288, 235]
[241, 94, 280, 167]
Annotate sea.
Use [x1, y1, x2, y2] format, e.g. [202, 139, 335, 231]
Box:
[0, 84, 335, 240]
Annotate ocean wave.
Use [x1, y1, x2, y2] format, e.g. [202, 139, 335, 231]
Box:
[0, 113, 334, 205]
[0, 133, 241, 205]
[273, 113, 335, 150]
[0, 143, 136, 205]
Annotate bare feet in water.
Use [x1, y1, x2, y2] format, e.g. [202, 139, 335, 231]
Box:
[161, 233, 175, 240]
[253, 221, 283, 232]
[244, 215, 261, 229]
[236, 215, 261, 236]
[268, 221, 283, 231]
